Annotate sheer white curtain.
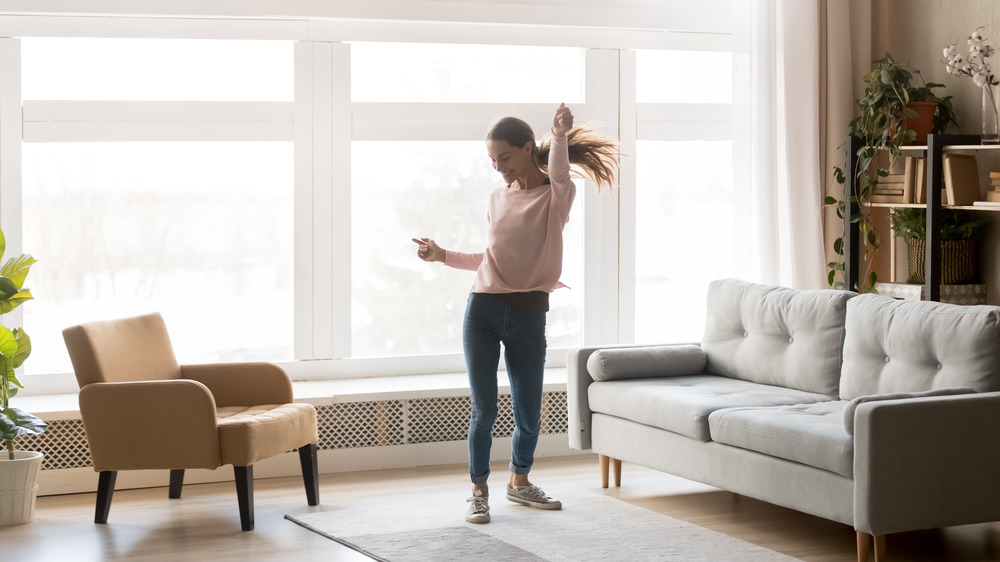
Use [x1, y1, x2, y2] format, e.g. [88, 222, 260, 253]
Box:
[733, 0, 834, 289]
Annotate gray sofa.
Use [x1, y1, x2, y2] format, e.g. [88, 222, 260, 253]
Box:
[568, 278, 1000, 561]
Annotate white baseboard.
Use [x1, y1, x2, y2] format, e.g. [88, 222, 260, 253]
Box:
[37, 434, 584, 496]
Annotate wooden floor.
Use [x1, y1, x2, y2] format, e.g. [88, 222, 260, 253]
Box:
[4, 455, 1000, 561]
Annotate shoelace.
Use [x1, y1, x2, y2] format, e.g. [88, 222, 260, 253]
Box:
[513, 485, 549, 501]
[467, 495, 489, 514]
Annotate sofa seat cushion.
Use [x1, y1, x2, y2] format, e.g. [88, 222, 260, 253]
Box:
[588, 375, 834, 442]
[709, 401, 852, 477]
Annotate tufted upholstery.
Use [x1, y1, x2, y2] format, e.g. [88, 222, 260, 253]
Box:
[701, 278, 856, 396]
[840, 294, 1000, 400]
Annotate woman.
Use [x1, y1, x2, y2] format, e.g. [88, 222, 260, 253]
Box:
[412, 103, 618, 524]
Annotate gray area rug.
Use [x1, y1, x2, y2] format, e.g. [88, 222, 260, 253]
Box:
[285, 490, 801, 561]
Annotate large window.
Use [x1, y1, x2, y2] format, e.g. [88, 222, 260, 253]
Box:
[7, 28, 738, 378]
[632, 48, 736, 343]
[349, 43, 587, 359]
[19, 38, 294, 373]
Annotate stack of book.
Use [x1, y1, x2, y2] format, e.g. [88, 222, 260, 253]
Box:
[973, 171, 1000, 207]
[872, 155, 911, 203]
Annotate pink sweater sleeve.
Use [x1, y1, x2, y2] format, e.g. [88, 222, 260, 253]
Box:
[444, 250, 483, 271]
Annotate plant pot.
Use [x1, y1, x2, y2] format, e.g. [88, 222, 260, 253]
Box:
[905, 101, 937, 145]
[0, 450, 43, 525]
[905, 238, 978, 285]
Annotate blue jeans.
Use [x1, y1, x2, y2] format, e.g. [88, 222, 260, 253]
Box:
[463, 293, 547, 485]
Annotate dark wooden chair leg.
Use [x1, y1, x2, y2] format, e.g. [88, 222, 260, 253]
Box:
[169, 469, 185, 499]
[298, 444, 320, 506]
[95, 470, 117, 524]
[234, 465, 254, 531]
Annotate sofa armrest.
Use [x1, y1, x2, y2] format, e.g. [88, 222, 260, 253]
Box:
[79, 380, 222, 471]
[567, 343, 700, 451]
[854, 391, 1000, 535]
[181, 362, 294, 407]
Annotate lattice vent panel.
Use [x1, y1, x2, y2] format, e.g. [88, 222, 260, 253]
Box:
[316, 401, 405, 450]
[405, 391, 566, 445]
[20, 392, 567, 469]
[13, 419, 92, 470]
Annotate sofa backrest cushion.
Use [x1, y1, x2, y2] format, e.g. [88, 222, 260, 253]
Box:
[586, 344, 707, 382]
[701, 278, 856, 396]
[840, 294, 1000, 399]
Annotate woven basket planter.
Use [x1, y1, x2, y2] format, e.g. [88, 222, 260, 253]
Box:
[905, 238, 978, 285]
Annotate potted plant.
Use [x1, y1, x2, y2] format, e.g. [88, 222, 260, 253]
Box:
[826, 53, 958, 289]
[889, 207, 989, 284]
[0, 226, 44, 525]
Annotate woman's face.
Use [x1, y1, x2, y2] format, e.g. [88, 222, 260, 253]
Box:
[486, 139, 534, 186]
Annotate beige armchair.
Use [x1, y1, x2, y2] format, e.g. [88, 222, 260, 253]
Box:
[62, 312, 319, 531]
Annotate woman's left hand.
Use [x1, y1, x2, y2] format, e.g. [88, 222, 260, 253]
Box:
[552, 103, 573, 137]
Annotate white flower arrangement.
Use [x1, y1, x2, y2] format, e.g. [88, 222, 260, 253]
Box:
[944, 27, 999, 88]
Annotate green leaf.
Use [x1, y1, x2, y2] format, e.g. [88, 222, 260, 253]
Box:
[0, 276, 17, 300]
[824, 196, 838, 205]
[903, 107, 918, 119]
[834, 238, 843, 254]
[0, 326, 17, 359]
[12, 329, 31, 370]
[0, 289, 33, 315]
[0, 407, 47, 443]
[868, 271, 878, 288]
[0, 255, 36, 290]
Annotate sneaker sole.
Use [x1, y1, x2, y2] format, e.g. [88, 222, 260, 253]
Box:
[505, 493, 562, 510]
[466, 514, 491, 524]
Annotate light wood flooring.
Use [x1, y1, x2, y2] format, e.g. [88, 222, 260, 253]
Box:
[3, 454, 1000, 561]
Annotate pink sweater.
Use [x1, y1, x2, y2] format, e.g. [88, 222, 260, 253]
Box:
[445, 133, 574, 293]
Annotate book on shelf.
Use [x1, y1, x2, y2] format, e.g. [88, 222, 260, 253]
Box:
[972, 200, 1000, 207]
[988, 190, 1000, 202]
[907, 156, 925, 204]
[944, 153, 981, 205]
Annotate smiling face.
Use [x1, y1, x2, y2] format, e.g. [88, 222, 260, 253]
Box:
[487, 139, 534, 187]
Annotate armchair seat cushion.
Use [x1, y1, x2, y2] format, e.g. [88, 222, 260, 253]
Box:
[217, 403, 319, 466]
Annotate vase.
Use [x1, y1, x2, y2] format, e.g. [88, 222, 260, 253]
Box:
[983, 84, 1000, 143]
[0, 451, 43, 525]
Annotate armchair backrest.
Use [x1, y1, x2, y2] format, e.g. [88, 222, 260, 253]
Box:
[63, 312, 182, 388]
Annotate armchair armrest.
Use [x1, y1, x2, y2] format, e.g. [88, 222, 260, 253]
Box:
[181, 362, 294, 407]
[854, 391, 1000, 535]
[79, 380, 222, 471]
[567, 343, 700, 451]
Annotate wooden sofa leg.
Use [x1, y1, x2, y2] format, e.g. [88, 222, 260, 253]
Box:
[599, 454, 610, 488]
[298, 444, 320, 506]
[874, 534, 885, 561]
[95, 470, 117, 524]
[234, 465, 254, 531]
[856, 531, 869, 562]
[169, 469, 185, 499]
[612, 458, 622, 487]
[856, 532, 885, 562]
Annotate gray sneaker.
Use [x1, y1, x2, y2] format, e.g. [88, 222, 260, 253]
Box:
[466, 489, 490, 524]
[506, 483, 562, 510]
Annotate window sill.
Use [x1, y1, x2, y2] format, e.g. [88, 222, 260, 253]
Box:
[20, 368, 569, 421]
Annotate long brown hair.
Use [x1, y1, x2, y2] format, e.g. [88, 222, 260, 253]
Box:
[487, 117, 620, 192]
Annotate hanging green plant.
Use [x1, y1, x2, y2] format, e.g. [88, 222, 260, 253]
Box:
[826, 52, 958, 290]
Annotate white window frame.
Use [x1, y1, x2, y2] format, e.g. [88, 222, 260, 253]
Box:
[0, 13, 734, 389]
